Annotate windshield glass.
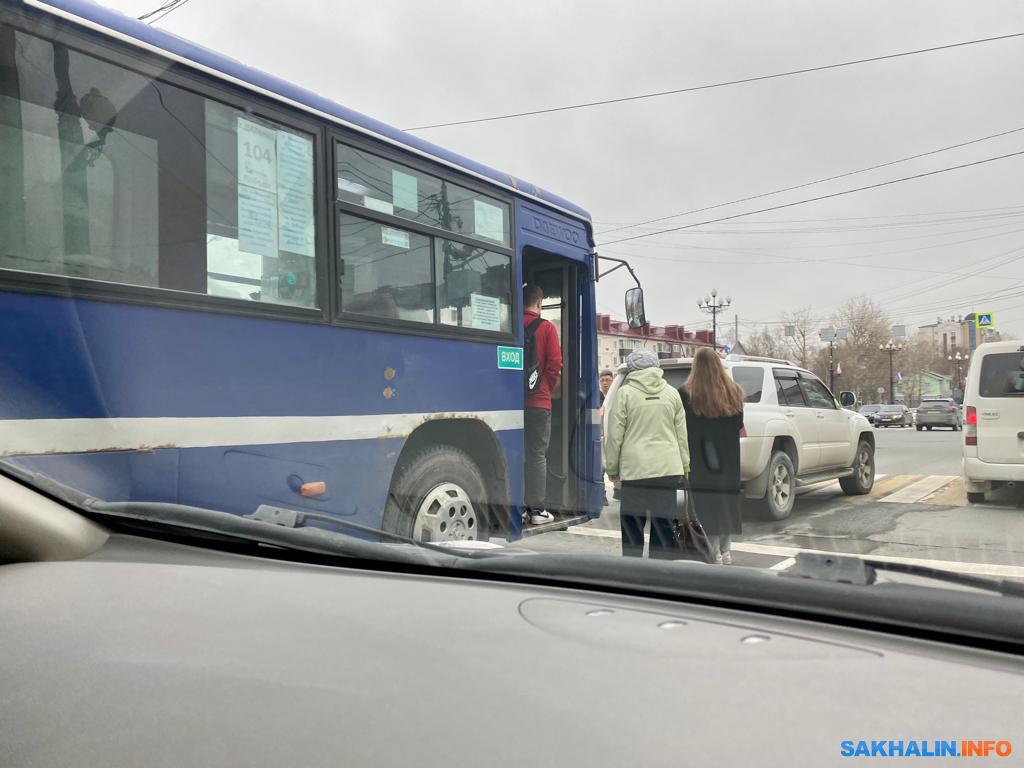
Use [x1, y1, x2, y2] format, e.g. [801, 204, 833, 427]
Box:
[4, 0, 1024, 621]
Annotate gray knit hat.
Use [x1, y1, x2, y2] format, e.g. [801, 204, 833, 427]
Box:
[625, 349, 660, 372]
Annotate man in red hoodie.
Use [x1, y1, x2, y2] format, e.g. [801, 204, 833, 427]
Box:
[523, 284, 562, 525]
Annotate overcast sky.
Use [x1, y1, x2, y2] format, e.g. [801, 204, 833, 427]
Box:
[108, 0, 1024, 339]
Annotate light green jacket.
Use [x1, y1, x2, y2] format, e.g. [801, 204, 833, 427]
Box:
[604, 367, 690, 481]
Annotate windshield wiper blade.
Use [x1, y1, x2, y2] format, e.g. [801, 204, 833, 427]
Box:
[81, 498, 466, 565]
[0, 459, 480, 563]
[243, 504, 490, 559]
[786, 552, 1024, 598]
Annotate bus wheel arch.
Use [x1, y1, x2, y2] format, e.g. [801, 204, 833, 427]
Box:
[384, 419, 509, 542]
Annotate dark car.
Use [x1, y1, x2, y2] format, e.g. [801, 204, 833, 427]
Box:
[916, 397, 962, 431]
[874, 404, 911, 428]
[858, 404, 882, 424]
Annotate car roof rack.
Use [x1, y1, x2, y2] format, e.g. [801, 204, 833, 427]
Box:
[724, 354, 795, 366]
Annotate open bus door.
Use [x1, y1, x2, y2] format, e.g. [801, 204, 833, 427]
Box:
[524, 247, 582, 525]
[522, 245, 646, 534]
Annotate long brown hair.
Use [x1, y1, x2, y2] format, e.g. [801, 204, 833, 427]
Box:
[684, 348, 745, 418]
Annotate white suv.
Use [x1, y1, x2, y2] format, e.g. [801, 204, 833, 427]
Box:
[603, 355, 876, 519]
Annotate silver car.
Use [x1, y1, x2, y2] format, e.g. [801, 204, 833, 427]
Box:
[915, 397, 962, 431]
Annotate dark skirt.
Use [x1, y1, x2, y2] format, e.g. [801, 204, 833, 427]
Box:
[619, 476, 681, 558]
[689, 488, 742, 536]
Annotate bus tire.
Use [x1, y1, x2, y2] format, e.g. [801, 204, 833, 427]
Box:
[384, 446, 490, 543]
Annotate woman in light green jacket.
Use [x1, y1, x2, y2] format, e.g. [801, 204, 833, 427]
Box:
[604, 349, 690, 558]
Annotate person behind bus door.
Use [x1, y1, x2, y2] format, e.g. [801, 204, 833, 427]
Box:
[599, 369, 614, 405]
[604, 349, 690, 558]
[680, 347, 745, 565]
[598, 369, 614, 506]
[523, 284, 562, 526]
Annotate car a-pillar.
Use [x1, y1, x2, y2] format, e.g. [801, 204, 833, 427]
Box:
[382, 419, 509, 543]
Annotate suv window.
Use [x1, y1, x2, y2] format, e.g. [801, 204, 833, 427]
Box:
[799, 374, 836, 409]
[661, 367, 690, 391]
[775, 372, 806, 407]
[979, 352, 1024, 397]
[732, 366, 764, 403]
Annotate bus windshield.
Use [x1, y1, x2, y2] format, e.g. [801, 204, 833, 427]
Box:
[3, 0, 1024, 623]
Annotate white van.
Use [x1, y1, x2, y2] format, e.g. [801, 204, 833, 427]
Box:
[962, 340, 1024, 503]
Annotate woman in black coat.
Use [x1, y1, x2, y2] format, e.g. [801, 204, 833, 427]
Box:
[679, 348, 745, 564]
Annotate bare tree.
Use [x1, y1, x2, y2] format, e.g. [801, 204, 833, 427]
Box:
[744, 325, 784, 358]
[779, 305, 817, 369]
[831, 297, 892, 402]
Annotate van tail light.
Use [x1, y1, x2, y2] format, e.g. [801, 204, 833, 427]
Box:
[965, 405, 978, 446]
[966, 406, 977, 425]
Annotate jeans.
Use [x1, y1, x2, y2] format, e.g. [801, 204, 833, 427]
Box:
[524, 407, 552, 512]
[708, 533, 732, 555]
[619, 476, 681, 558]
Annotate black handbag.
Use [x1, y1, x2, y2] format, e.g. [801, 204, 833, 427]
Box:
[671, 477, 717, 564]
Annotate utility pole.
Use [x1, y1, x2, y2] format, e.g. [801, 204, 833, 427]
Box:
[734, 314, 739, 350]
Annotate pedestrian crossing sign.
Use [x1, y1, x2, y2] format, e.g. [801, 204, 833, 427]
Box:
[976, 312, 995, 329]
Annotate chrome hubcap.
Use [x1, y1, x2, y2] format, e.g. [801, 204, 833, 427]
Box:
[771, 463, 791, 509]
[412, 482, 478, 542]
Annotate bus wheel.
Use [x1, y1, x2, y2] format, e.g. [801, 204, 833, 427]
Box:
[384, 446, 489, 543]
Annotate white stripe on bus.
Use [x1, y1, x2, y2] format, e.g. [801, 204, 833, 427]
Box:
[0, 410, 524, 456]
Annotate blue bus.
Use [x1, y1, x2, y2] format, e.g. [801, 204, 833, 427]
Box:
[0, 0, 643, 541]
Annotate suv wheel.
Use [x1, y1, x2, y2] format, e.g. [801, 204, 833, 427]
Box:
[839, 439, 874, 495]
[967, 491, 985, 504]
[762, 450, 795, 520]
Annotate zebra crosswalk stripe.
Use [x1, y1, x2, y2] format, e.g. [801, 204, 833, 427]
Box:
[879, 475, 958, 504]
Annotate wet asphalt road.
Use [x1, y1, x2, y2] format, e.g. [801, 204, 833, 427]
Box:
[508, 427, 1024, 574]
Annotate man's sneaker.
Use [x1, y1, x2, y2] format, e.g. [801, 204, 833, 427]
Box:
[529, 510, 555, 525]
[721, 551, 733, 566]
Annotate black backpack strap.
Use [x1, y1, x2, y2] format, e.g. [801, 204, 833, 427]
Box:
[525, 317, 544, 338]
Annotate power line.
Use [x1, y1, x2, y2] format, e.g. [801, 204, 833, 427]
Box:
[403, 32, 1024, 131]
[138, 0, 192, 24]
[596, 126, 1024, 237]
[598, 150, 1024, 247]
[593, 204, 1024, 228]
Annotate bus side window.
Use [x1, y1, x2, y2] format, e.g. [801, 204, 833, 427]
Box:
[0, 24, 318, 309]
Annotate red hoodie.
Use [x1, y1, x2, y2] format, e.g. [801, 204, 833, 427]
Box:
[524, 310, 562, 410]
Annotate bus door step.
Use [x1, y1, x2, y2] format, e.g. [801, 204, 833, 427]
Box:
[521, 513, 589, 537]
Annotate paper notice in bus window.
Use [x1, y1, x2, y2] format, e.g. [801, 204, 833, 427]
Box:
[364, 197, 394, 215]
[237, 118, 277, 192]
[338, 177, 369, 196]
[238, 185, 278, 257]
[381, 226, 410, 249]
[276, 131, 314, 257]
[474, 200, 504, 242]
[278, 191, 314, 257]
[471, 293, 501, 332]
[392, 170, 418, 212]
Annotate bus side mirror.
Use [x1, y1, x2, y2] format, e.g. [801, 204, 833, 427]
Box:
[839, 391, 856, 407]
[625, 287, 646, 329]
